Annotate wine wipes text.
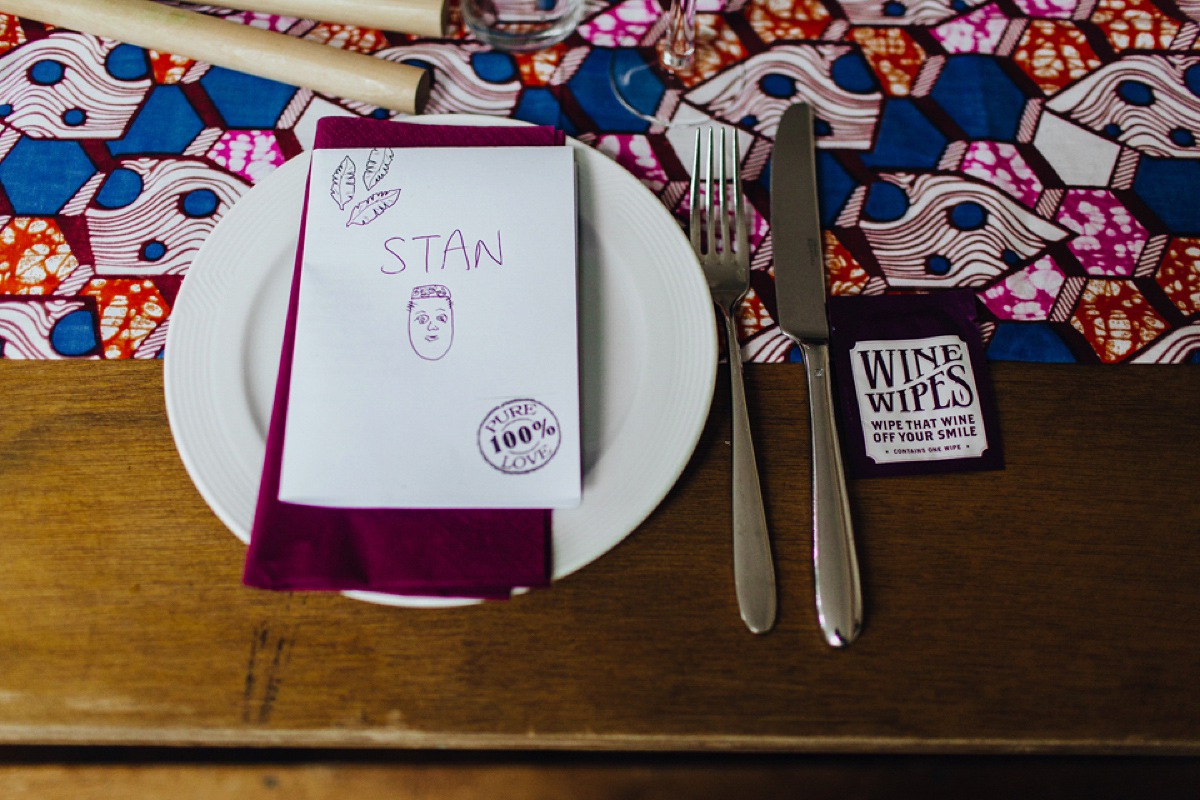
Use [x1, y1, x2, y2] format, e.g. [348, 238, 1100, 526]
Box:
[848, 335, 990, 465]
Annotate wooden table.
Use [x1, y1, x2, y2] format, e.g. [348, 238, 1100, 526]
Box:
[1, 360, 1198, 754]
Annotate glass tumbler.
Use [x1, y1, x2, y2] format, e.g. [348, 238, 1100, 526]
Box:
[461, 0, 586, 52]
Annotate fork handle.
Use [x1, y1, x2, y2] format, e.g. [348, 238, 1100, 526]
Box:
[724, 311, 777, 634]
[799, 341, 862, 647]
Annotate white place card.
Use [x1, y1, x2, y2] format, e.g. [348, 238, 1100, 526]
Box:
[278, 146, 580, 509]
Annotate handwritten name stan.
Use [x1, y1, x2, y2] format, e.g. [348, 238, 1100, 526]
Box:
[380, 229, 503, 274]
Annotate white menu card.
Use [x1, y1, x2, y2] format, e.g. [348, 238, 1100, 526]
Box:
[278, 146, 580, 509]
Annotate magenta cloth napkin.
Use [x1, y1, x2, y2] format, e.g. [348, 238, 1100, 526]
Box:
[243, 117, 562, 596]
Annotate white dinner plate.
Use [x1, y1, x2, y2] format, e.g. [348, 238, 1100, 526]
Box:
[164, 114, 717, 607]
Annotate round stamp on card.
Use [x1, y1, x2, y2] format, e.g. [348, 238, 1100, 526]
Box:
[478, 399, 562, 475]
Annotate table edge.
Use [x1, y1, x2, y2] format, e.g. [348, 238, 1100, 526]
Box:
[1, 727, 1198, 755]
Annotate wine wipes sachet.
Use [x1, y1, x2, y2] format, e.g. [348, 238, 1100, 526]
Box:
[827, 290, 1003, 478]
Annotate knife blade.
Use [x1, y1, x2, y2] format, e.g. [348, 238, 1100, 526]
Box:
[771, 102, 863, 647]
[772, 103, 830, 343]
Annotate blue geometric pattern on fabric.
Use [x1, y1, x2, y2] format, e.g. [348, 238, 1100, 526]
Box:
[0, 138, 95, 215]
[950, 201, 987, 231]
[830, 52, 879, 95]
[863, 180, 908, 222]
[200, 67, 298, 128]
[759, 72, 797, 99]
[29, 58, 64, 85]
[105, 44, 151, 81]
[1133, 158, 1200, 235]
[987, 323, 1077, 363]
[569, 49, 654, 134]
[108, 86, 205, 156]
[930, 55, 1027, 142]
[182, 188, 220, 218]
[141, 241, 167, 261]
[95, 168, 144, 210]
[927, 255, 952, 276]
[816, 152, 856, 228]
[859, 99, 946, 169]
[471, 51, 519, 83]
[0, 3, 1197, 364]
[50, 310, 99, 357]
[514, 88, 564, 127]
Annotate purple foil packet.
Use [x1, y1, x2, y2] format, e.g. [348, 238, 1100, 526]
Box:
[827, 290, 1003, 478]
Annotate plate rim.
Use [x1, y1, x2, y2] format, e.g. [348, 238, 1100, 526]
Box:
[164, 114, 717, 607]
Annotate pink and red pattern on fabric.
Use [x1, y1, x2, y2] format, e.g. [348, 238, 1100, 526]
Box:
[1012, 20, 1102, 95]
[0, 218, 79, 296]
[960, 142, 1043, 209]
[683, 15, 749, 88]
[515, 44, 569, 86]
[1056, 189, 1148, 277]
[1157, 238, 1200, 317]
[1091, 0, 1181, 52]
[746, 0, 831, 43]
[593, 134, 670, 192]
[80, 278, 169, 360]
[1071, 279, 1167, 362]
[208, 131, 287, 184]
[848, 27, 927, 97]
[1011, 0, 1079, 17]
[826, 232, 871, 296]
[748, 202, 769, 253]
[224, 11, 299, 33]
[981, 255, 1066, 321]
[738, 285, 773, 339]
[0, 2, 1197, 364]
[148, 50, 193, 84]
[932, 3, 1010, 55]
[578, 0, 661, 47]
[0, 13, 24, 53]
[304, 23, 388, 53]
[439, 1, 475, 40]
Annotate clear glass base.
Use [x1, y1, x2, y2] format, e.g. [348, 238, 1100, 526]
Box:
[609, 43, 744, 129]
[463, 5, 585, 52]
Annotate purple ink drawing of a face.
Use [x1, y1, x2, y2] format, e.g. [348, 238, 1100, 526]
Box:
[408, 284, 453, 361]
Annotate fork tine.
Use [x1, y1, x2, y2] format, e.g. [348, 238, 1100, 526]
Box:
[717, 127, 728, 258]
[689, 127, 701, 256]
[732, 130, 747, 262]
[705, 127, 715, 259]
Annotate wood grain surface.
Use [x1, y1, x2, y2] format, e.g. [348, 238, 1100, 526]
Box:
[1, 752, 1200, 799]
[0, 360, 1197, 752]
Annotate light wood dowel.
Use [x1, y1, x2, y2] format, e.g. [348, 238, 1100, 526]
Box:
[194, 0, 447, 38]
[0, 0, 431, 113]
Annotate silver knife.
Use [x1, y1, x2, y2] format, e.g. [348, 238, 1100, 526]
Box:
[771, 102, 863, 647]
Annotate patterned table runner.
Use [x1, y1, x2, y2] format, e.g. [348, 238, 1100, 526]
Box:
[0, 0, 1197, 363]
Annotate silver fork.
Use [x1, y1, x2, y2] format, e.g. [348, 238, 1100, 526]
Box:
[691, 127, 777, 635]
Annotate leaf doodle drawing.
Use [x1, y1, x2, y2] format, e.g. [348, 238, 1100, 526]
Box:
[331, 156, 356, 210]
[362, 147, 394, 191]
[347, 189, 401, 226]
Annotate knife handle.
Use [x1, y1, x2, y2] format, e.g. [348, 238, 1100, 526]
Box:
[725, 312, 777, 635]
[799, 341, 862, 647]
